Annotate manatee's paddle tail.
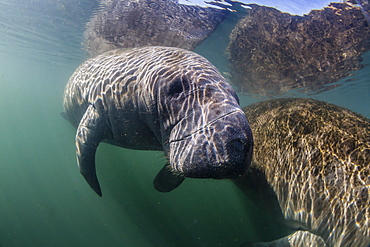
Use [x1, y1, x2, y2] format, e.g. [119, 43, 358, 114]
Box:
[153, 164, 185, 192]
[76, 104, 107, 197]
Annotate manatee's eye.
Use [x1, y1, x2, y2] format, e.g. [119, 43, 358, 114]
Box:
[168, 78, 183, 97]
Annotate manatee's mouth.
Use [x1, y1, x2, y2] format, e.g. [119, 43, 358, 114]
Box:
[169, 109, 242, 144]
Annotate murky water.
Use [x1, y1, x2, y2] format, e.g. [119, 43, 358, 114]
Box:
[0, 0, 369, 246]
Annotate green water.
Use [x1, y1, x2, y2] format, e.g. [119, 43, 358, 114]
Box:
[0, 52, 287, 246]
[0, 0, 369, 246]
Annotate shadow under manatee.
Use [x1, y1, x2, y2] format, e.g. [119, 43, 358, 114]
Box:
[233, 168, 293, 243]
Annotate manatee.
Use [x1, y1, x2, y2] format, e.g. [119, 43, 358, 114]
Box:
[228, 3, 370, 96]
[236, 98, 369, 246]
[84, 0, 226, 56]
[63, 46, 253, 197]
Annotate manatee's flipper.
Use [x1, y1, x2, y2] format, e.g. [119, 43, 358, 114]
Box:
[76, 104, 108, 197]
[153, 164, 185, 192]
[241, 231, 326, 247]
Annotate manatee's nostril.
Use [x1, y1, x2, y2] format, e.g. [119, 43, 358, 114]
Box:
[228, 139, 245, 153]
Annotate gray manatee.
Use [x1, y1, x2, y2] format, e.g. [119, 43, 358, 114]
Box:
[228, 3, 370, 96]
[84, 0, 226, 56]
[237, 98, 369, 247]
[63, 46, 253, 196]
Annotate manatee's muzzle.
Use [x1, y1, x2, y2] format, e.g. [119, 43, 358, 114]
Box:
[169, 110, 253, 179]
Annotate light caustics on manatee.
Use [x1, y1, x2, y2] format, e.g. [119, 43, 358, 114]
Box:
[63, 46, 253, 196]
[238, 98, 370, 247]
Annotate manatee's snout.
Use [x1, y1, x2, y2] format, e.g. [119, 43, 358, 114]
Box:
[224, 138, 252, 176]
[227, 139, 246, 154]
[169, 110, 253, 179]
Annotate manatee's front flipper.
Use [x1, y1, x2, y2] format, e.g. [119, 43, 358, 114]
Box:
[241, 231, 326, 247]
[153, 164, 185, 192]
[76, 104, 108, 197]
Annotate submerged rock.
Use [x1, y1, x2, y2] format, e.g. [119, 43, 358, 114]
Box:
[84, 0, 226, 56]
[237, 98, 370, 246]
[228, 3, 370, 96]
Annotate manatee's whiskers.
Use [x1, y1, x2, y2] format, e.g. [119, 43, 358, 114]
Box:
[169, 109, 242, 143]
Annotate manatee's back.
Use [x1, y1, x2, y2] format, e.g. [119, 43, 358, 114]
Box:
[63, 47, 170, 128]
[63, 46, 222, 129]
[63, 49, 131, 128]
[84, 0, 225, 56]
[243, 98, 370, 246]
